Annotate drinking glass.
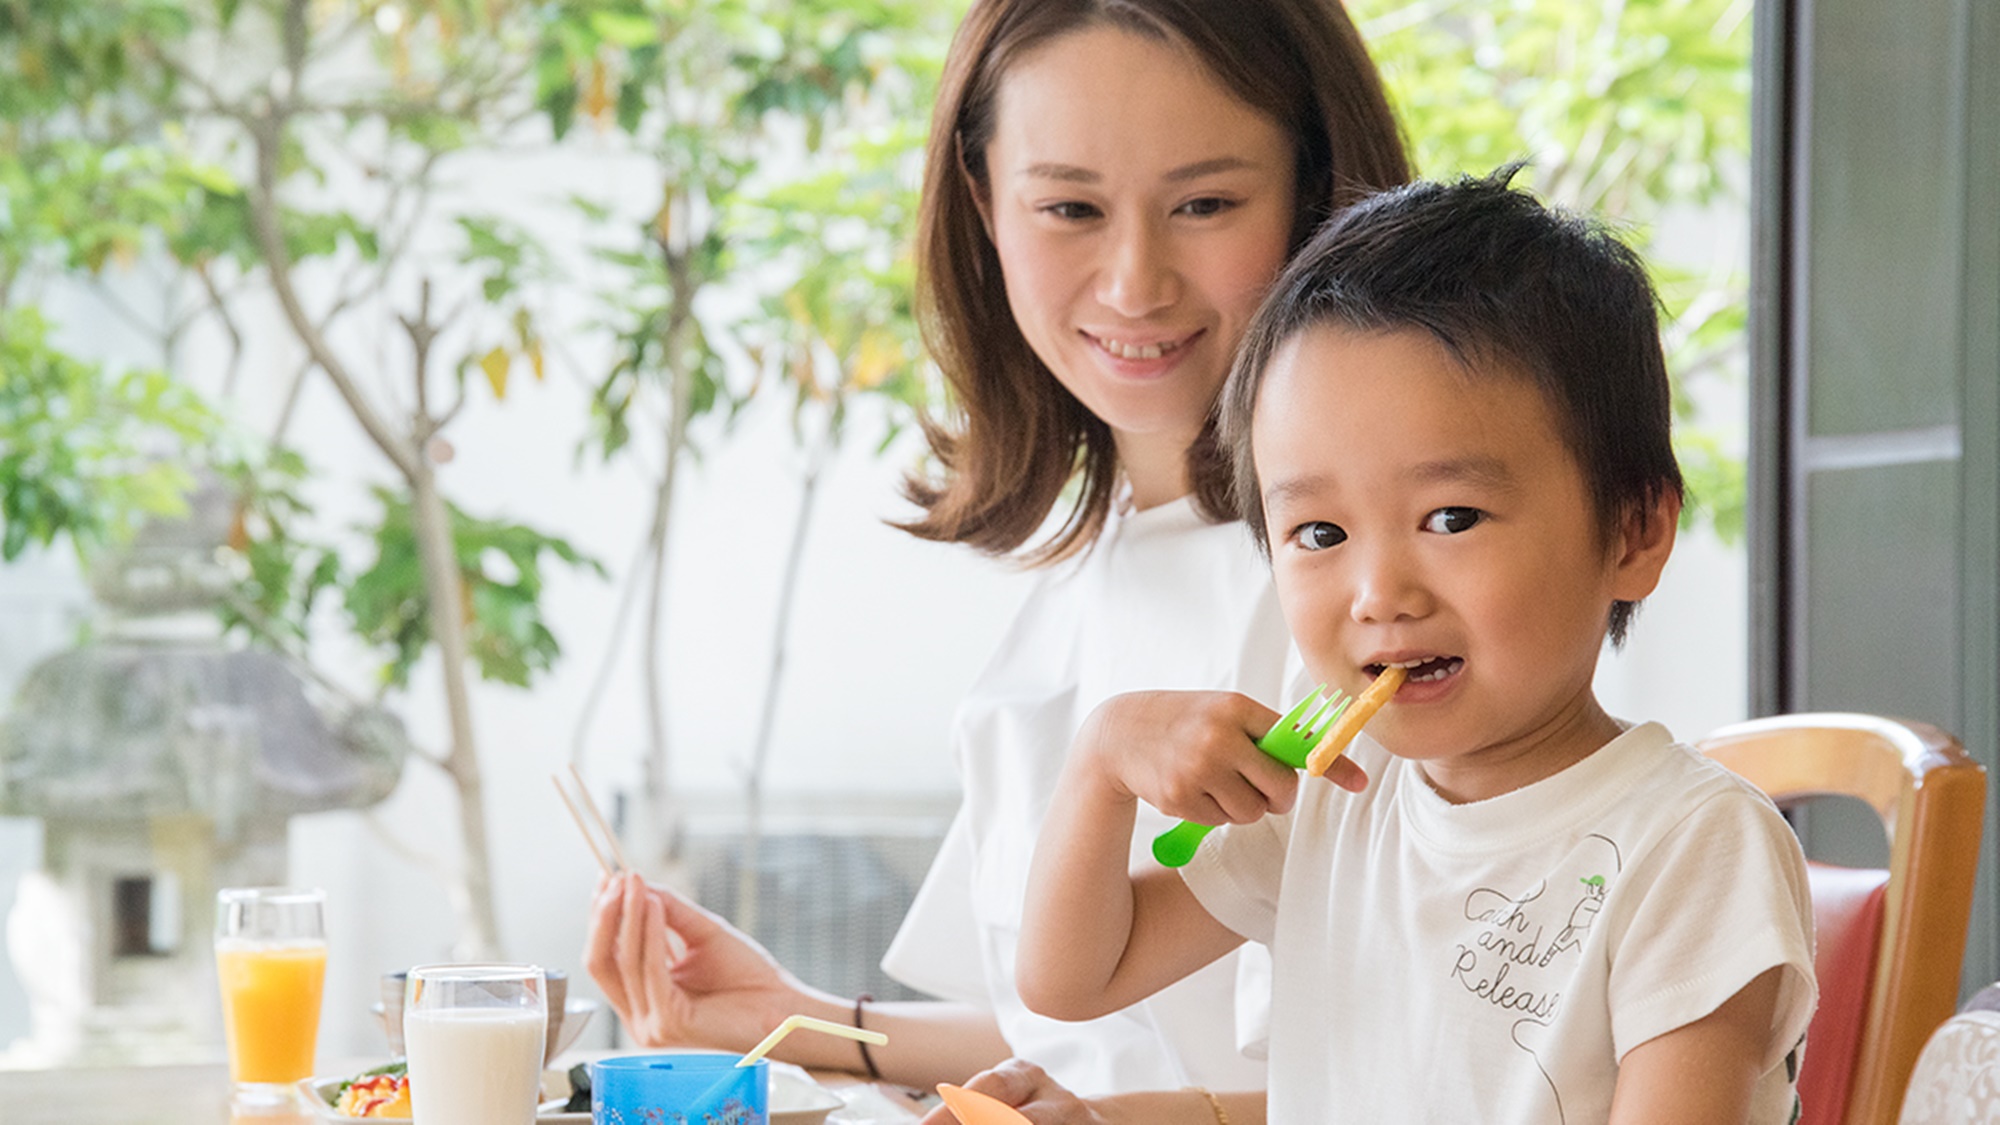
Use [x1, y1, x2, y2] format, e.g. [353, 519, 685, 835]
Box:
[214, 887, 328, 1105]
[404, 963, 548, 1125]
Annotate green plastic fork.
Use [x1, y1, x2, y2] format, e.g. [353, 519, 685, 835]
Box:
[1150, 684, 1352, 867]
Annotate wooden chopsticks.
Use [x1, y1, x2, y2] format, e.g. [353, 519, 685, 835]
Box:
[553, 764, 631, 878]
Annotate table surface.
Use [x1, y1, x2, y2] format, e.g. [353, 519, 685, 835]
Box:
[0, 1055, 928, 1125]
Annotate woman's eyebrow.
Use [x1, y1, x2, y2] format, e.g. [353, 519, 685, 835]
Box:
[1018, 156, 1260, 184]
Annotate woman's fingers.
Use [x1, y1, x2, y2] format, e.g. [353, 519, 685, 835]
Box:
[613, 875, 657, 1033]
[637, 888, 673, 1029]
[583, 876, 631, 1015]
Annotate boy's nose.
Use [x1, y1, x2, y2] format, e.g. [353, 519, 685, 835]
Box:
[1348, 551, 1433, 624]
[1098, 217, 1179, 317]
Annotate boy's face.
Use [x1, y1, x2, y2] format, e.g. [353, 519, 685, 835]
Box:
[1252, 325, 1675, 801]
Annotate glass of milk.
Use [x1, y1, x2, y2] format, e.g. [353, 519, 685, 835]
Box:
[403, 963, 548, 1125]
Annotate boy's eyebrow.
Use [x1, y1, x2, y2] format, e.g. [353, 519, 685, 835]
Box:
[1019, 156, 1260, 185]
[1262, 474, 1335, 510]
[1262, 457, 1519, 508]
[1405, 455, 1519, 491]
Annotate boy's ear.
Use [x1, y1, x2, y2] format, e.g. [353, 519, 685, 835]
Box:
[1607, 491, 1681, 601]
[959, 134, 997, 240]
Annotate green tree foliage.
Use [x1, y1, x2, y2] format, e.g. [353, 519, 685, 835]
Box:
[0, 309, 214, 560]
[346, 487, 606, 690]
[1355, 0, 1753, 539]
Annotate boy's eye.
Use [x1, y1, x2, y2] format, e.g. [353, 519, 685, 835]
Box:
[1290, 521, 1347, 551]
[1422, 507, 1484, 534]
[1176, 196, 1237, 218]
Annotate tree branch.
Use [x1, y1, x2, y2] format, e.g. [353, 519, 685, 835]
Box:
[246, 113, 420, 480]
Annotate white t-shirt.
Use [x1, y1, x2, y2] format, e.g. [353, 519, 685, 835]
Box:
[882, 496, 1292, 1096]
[1183, 722, 1818, 1125]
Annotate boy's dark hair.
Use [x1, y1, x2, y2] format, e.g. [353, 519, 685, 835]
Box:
[1217, 166, 1685, 646]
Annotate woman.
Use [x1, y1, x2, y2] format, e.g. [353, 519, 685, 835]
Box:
[586, 0, 1409, 1098]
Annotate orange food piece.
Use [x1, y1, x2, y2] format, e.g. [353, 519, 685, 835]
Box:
[337, 1073, 412, 1118]
[1305, 665, 1408, 777]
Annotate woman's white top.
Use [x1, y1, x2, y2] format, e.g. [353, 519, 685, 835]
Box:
[882, 496, 1291, 1096]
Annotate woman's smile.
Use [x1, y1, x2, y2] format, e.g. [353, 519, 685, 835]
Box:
[1082, 327, 1206, 374]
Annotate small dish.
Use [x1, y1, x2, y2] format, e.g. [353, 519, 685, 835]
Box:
[769, 1069, 846, 1125]
[296, 1072, 587, 1124]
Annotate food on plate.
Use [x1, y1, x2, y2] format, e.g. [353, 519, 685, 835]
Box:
[329, 1061, 412, 1118]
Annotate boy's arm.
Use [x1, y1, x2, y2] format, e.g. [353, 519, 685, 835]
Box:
[1017, 691, 1295, 1021]
[1607, 966, 1785, 1125]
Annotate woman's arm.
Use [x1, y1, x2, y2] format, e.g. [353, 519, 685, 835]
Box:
[1017, 691, 1304, 1020]
[585, 873, 1011, 1087]
[1607, 966, 1785, 1125]
[917, 1058, 1267, 1125]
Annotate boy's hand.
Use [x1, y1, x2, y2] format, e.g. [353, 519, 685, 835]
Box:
[1075, 691, 1368, 828]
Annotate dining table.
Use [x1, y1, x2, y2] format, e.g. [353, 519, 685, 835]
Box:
[0, 1052, 931, 1125]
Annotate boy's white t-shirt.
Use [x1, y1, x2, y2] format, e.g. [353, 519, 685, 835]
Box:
[1183, 722, 1818, 1125]
[882, 496, 1291, 1096]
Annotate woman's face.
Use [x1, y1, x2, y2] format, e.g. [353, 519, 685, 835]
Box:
[977, 25, 1296, 495]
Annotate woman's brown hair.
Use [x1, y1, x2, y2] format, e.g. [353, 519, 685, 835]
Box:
[896, 0, 1411, 564]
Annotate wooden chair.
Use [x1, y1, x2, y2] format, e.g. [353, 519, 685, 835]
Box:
[1698, 713, 1986, 1125]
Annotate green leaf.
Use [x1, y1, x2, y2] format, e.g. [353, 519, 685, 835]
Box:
[588, 11, 659, 49]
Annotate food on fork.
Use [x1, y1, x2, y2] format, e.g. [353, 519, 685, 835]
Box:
[1304, 664, 1408, 777]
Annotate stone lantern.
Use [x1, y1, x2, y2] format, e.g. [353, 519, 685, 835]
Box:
[0, 481, 409, 1065]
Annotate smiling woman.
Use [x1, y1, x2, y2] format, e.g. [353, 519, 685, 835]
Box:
[899, 0, 1410, 563]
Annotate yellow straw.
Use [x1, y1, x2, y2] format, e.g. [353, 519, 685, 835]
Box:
[737, 1014, 887, 1068]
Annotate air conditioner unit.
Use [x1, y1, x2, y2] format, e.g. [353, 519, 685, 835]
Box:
[679, 793, 954, 1004]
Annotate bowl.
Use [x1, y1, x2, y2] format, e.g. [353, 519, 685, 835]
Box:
[376, 969, 597, 1065]
[543, 1061, 843, 1125]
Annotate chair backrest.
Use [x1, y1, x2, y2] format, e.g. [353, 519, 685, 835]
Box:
[1699, 713, 1986, 1125]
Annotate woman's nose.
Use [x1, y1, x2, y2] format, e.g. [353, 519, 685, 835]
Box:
[1098, 216, 1178, 317]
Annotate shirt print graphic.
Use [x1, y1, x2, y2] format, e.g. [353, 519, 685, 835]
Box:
[1448, 833, 1624, 1124]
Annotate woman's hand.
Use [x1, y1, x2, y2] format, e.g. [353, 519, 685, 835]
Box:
[583, 872, 818, 1052]
[920, 1060, 1109, 1125]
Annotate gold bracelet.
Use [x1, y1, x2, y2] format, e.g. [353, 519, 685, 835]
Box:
[1188, 1086, 1231, 1125]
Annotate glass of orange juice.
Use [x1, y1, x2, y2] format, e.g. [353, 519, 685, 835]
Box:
[216, 887, 328, 1107]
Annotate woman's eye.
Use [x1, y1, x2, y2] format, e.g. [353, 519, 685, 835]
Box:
[1177, 196, 1236, 217]
[1291, 521, 1347, 551]
[1042, 201, 1101, 221]
[1422, 507, 1484, 534]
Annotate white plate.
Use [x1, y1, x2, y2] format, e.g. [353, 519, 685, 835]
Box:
[296, 1073, 586, 1124]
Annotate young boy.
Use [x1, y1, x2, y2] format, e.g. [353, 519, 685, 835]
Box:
[1016, 171, 1817, 1124]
